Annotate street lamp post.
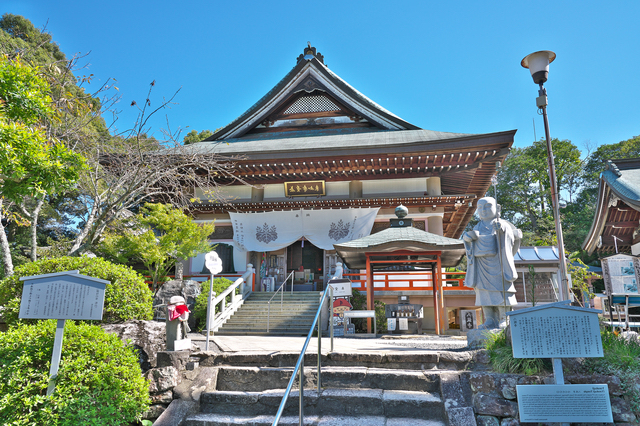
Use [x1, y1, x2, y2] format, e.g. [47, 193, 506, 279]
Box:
[521, 50, 571, 302]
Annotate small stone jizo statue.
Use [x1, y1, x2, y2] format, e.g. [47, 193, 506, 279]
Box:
[463, 196, 522, 329]
[166, 295, 191, 351]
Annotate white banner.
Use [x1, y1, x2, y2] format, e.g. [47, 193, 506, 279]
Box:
[229, 207, 379, 252]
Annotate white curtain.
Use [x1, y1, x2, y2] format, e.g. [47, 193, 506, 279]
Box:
[229, 207, 379, 253]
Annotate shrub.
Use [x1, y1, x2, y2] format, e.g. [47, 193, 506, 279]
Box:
[194, 277, 235, 330]
[0, 256, 153, 325]
[484, 328, 550, 375]
[350, 289, 388, 334]
[581, 328, 640, 415]
[0, 320, 150, 426]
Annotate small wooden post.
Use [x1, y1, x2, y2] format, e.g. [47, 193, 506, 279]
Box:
[366, 255, 374, 333]
[431, 263, 440, 335]
[46, 319, 66, 396]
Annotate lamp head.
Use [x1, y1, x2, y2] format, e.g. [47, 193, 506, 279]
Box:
[521, 50, 556, 85]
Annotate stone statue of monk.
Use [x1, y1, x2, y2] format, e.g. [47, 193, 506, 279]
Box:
[463, 197, 521, 329]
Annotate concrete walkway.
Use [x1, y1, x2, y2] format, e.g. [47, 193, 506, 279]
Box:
[189, 333, 469, 355]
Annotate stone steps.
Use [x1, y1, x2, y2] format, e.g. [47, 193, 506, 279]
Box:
[196, 388, 444, 419]
[183, 365, 449, 426]
[215, 366, 440, 393]
[184, 413, 445, 426]
[153, 350, 479, 426]
[196, 350, 473, 371]
[216, 291, 321, 336]
[214, 329, 312, 336]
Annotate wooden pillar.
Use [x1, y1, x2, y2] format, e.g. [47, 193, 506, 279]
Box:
[432, 263, 440, 335]
[366, 255, 374, 333]
[437, 255, 444, 335]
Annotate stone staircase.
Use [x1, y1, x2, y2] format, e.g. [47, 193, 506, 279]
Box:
[179, 351, 476, 426]
[215, 291, 321, 336]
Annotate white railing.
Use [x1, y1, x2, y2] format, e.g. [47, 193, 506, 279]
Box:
[207, 264, 255, 336]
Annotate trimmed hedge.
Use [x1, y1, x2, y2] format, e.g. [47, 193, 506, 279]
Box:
[0, 320, 150, 425]
[194, 277, 235, 330]
[0, 256, 153, 325]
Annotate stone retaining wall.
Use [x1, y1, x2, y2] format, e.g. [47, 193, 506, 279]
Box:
[466, 350, 638, 426]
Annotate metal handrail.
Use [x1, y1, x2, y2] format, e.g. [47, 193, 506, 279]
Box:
[267, 271, 295, 333]
[272, 284, 334, 426]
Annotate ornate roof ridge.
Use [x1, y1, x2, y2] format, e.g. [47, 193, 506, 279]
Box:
[206, 44, 420, 141]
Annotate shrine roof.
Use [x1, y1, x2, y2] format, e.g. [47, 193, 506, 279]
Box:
[583, 158, 640, 254]
[205, 45, 421, 141]
[333, 225, 465, 268]
[188, 128, 513, 159]
[600, 159, 640, 209]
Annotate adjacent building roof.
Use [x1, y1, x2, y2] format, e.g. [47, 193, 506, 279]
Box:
[514, 246, 559, 264]
[583, 159, 640, 254]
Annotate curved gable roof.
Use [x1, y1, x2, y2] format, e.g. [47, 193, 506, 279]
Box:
[207, 47, 420, 141]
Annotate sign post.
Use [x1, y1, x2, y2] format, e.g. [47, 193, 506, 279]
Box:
[506, 301, 612, 424]
[19, 270, 108, 396]
[204, 251, 223, 351]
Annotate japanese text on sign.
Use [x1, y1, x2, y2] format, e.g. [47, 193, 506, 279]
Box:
[510, 309, 602, 358]
[517, 384, 612, 423]
[19, 273, 106, 321]
[284, 181, 326, 197]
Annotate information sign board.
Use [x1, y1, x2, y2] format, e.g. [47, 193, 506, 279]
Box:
[601, 253, 640, 295]
[517, 384, 612, 423]
[18, 270, 109, 396]
[398, 318, 408, 330]
[328, 278, 353, 297]
[507, 302, 602, 358]
[19, 270, 107, 320]
[387, 318, 396, 331]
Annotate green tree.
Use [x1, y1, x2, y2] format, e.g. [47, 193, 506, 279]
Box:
[0, 57, 85, 277]
[182, 129, 214, 144]
[0, 14, 113, 268]
[495, 138, 582, 245]
[578, 135, 640, 210]
[97, 203, 215, 293]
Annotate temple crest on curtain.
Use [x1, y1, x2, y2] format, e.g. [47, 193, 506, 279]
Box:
[329, 220, 350, 241]
[256, 223, 278, 244]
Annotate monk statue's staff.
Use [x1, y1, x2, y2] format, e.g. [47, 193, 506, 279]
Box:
[492, 173, 509, 312]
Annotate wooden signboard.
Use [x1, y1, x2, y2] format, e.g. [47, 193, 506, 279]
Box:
[284, 181, 325, 197]
[19, 270, 107, 320]
[506, 301, 611, 425]
[507, 301, 603, 358]
[19, 270, 108, 396]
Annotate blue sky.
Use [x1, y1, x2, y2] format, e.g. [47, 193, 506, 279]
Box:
[3, 1, 639, 153]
